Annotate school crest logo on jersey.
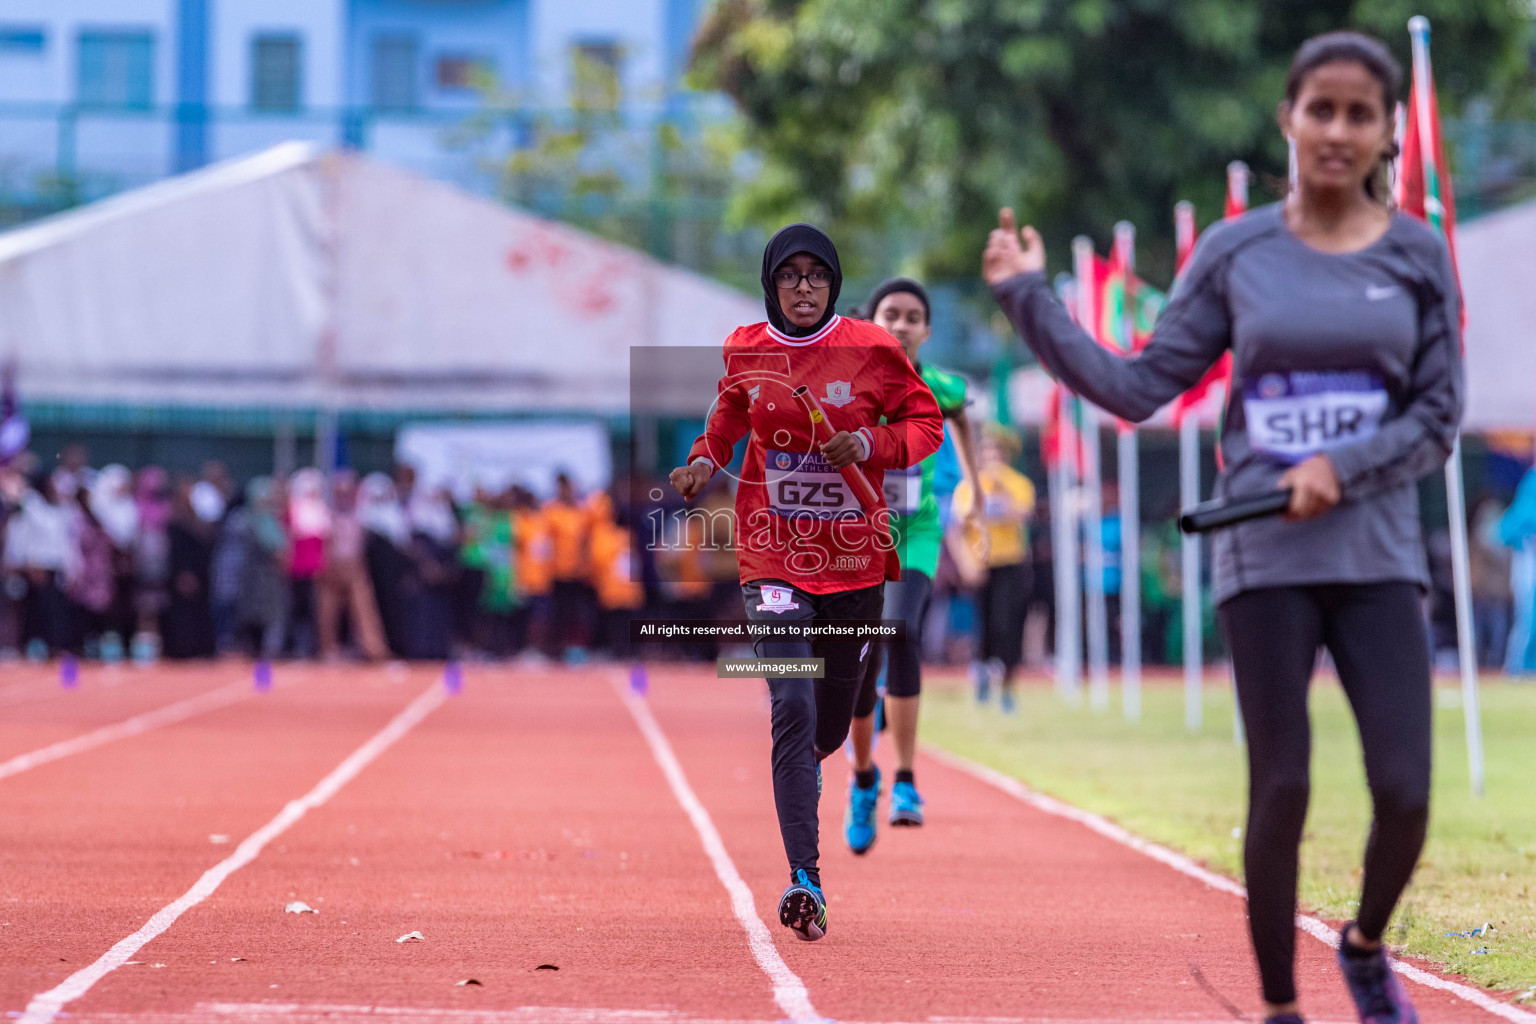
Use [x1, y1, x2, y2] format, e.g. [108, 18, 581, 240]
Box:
[823, 381, 855, 407]
[755, 585, 800, 614]
[1257, 374, 1288, 400]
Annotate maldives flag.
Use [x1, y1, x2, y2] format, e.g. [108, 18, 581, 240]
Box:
[1398, 16, 1464, 319]
[1085, 250, 1165, 354]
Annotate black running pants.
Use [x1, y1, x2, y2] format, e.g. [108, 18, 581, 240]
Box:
[742, 579, 883, 885]
[1219, 582, 1432, 1007]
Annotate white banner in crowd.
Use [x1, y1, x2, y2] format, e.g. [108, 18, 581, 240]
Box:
[393, 421, 612, 501]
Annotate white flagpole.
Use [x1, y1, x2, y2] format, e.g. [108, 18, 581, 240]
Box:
[1174, 201, 1204, 733]
[1410, 14, 1485, 797]
[1073, 236, 1111, 712]
[1113, 221, 1142, 722]
[1225, 160, 1249, 742]
[1052, 275, 1084, 703]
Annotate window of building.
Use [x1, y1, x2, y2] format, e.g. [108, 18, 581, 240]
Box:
[435, 53, 496, 92]
[371, 35, 419, 112]
[77, 31, 155, 109]
[251, 34, 302, 111]
[571, 41, 622, 112]
[0, 27, 46, 54]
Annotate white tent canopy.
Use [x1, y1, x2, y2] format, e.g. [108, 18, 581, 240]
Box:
[0, 143, 761, 415]
[1458, 198, 1536, 432]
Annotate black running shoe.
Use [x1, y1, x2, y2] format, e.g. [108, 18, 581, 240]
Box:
[777, 869, 828, 941]
[1336, 924, 1418, 1024]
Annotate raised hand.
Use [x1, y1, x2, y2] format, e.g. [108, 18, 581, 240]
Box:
[982, 207, 1047, 285]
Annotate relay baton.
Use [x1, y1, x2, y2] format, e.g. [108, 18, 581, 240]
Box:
[1178, 489, 1293, 535]
[790, 385, 883, 514]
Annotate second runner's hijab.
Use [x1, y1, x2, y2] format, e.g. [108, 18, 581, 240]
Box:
[761, 223, 842, 337]
[864, 277, 930, 323]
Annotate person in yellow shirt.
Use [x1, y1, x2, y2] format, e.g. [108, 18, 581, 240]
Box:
[950, 426, 1036, 712]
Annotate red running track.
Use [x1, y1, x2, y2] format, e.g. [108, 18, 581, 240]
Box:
[0, 662, 1529, 1024]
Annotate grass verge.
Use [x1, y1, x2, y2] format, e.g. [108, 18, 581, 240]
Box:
[920, 672, 1536, 997]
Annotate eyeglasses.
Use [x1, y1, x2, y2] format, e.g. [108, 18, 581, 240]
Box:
[772, 268, 835, 290]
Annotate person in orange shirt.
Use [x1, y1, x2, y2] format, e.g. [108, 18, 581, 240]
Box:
[659, 486, 727, 661]
[511, 487, 553, 659]
[542, 472, 595, 660]
[589, 489, 643, 657]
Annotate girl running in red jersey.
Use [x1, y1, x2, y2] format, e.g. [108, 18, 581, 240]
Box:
[669, 224, 943, 941]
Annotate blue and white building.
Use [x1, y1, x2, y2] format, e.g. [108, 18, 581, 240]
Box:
[0, 0, 713, 211]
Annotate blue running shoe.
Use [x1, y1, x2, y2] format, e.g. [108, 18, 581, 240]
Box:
[970, 661, 990, 704]
[999, 687, 1017, 715]
[1336, 925, 1418, 1024]
[844, 765, 880, 854]
[889, 779, 924, 826]
[778, 869, 827, 941]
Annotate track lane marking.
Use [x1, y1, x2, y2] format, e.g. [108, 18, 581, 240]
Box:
[923, 743, 1536, 1024]
[0, 679, 254, 782]
[70, 1006, 1362, 1024]
[15, 681, 448, 1024]
[612, 677, 821, 1024]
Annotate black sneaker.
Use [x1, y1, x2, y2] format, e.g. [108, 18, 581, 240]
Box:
[777, 869, 827, 941]
[1335, 923, 1418, 1023]
[1264, 1015, 1305, 1024]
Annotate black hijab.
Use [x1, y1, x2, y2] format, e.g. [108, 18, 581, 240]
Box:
[863, 277, 930, 322]
[761, 223, 842, 337]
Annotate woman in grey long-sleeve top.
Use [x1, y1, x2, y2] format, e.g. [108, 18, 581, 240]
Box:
[983, 32, 1460, 1024]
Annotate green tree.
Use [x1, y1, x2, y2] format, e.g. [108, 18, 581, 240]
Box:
[693, 0, 1533, 284]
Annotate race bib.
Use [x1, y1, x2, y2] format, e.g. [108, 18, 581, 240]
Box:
[1243, 371, 1388, 464]
[882, 464, 923, 515]
[765, 449, 857, 521]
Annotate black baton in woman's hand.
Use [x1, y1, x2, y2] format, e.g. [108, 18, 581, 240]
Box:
[1178, 489, 1293, 535]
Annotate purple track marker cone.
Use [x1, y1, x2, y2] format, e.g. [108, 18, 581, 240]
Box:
[60, 655, 80, 689]
[253, 660, 273, 692]
[444, 661, 463, 695]
[628, 663, 648, 697]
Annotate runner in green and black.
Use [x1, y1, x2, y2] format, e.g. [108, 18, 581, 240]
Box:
[844, 278, 983, 853]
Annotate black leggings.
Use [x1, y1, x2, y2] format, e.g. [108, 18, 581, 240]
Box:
[743, 580, 884, 884]
[978, 562, 1030, 675]
[854, 568, 933, 719]
[1219, 582, 1432, 1007]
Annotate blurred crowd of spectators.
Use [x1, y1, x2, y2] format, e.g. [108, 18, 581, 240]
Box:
[4, 441, 1532, 674]
[0, 445, 678, 664]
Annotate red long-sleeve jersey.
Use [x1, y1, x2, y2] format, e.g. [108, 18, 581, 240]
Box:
[687, 315, 944, 594]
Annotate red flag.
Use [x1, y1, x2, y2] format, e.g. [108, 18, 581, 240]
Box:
[1171, 175, 1245, 428]
[1174, 201, 1197, 277]
[1042, 383, 1081, 473]
[1223, 161, 1249, 220]
[1398, 18, 1464, 327]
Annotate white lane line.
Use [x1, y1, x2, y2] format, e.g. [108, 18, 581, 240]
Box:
[924, 743, 1536, 1024]
[0, 680, 253, 783]
[612, 678, 821, 1024]
[72, 1006, 1345, 1024]
[17, 682, 448, 1024]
